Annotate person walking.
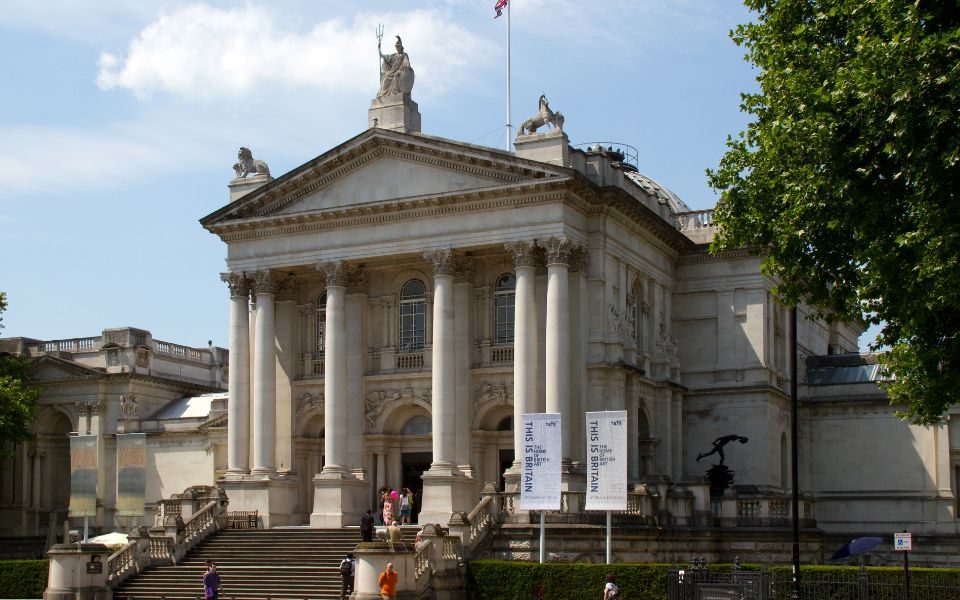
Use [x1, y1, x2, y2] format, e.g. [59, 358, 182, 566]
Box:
[382, 489, 395, 526]
[338, 552, 355, 599]
[378, 562, 399, 599]
[202, 561, 222, 600]
[360, 509, 375, 542]
[388, 520, 403, 545]
[399, 487, 412, 524]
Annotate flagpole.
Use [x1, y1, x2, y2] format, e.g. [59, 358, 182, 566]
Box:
[506, 0, 512, 151]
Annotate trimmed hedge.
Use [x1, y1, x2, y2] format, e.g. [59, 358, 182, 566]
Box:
[466, 560, 668, 600]
[467, 561, 960, 600]
[0, 560, 47, 599]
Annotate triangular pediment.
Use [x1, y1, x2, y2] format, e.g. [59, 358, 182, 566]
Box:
[29, 355, 102, 381]
[201, 129, 569, 227]
[274, 154, 514, 215]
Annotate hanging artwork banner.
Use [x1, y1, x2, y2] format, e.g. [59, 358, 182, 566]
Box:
[116, 433, 147, 517]
[585, 410, 628, 511]
[69, 435, 98, 518]
[519, 413, 562, 511]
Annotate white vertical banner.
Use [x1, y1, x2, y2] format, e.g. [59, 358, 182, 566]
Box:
[585, 410, 628, 511]
[519, 413, 562, 511]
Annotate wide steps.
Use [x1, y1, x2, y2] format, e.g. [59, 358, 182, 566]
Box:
[113, 527, 418, 600]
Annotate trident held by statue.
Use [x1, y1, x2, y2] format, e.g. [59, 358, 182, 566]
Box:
[376, 24, 385, 78]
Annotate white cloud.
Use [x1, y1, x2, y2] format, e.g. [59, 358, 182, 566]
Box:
[96, 4, 492, 102]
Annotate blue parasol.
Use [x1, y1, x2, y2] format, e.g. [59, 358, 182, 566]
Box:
[831, 536, 884, 560]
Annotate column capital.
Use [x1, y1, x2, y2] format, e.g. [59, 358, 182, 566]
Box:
[316, 260, 348, 287]
[543, 236, 573, 265]
[423, 248, 459, 276]
[252, 269, 280, 295]
[221, 272, 251, 298]
[504, 240, 541, 268]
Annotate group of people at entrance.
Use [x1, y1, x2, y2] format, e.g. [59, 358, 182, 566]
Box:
[377, 486, 416, 525]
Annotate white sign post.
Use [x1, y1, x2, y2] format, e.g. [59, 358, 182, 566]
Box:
[585, 411, 628, 564]
[894, 531, 912, 598]
[520, 413, 562, 563]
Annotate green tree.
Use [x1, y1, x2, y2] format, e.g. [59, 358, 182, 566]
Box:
[0, 292, 38, 455]
[709, 1, 960, 424]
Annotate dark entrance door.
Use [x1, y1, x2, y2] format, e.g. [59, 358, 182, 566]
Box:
[402, 452, 431, 524]
[498, 449, 514, 492]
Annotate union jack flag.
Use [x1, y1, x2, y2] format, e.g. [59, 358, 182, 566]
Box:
[494, 0, 509, 18]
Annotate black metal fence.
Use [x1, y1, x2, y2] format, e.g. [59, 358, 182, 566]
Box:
[669, 561, 960, 600]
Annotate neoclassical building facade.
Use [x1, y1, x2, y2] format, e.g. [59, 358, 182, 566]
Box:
[199, 99, 891, 532]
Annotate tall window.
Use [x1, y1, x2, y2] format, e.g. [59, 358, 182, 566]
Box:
[399, 279, 426, 351]
[629, 279, 648, 351]
[315, 292, 327, 355]
[494, 273, 516, 345]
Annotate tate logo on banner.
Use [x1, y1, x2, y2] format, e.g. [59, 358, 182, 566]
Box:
[585, 411, 628, 511]
[519, 413, 562, 511]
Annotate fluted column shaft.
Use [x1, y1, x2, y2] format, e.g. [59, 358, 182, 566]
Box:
[424, 248, 458, 469]
[252, 270, 277, 475]
[506, 240, 539, 461]
[222, 273, 251, 475]
[431, 273, 455, 467]
[545, 250, 571, 460]
[323, 284, 347, 471]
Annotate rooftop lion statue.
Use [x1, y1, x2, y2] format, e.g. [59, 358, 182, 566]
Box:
[232, 147, 270, 179]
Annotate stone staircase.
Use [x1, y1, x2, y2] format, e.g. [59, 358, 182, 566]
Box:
[112, 527, 417, 600]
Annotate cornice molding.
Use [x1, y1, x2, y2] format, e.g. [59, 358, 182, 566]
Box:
[209, 185, 568, 242]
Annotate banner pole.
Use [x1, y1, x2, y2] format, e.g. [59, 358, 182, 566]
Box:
[539, 511, 545, 563]
[606, 511, 612, 564]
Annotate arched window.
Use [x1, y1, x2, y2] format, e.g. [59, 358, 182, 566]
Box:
[399, 279, 426, 351]
[315, 292, 327, 355]
[496, 416, 514, 431]
[494, 273, 516, 345]
[402, 415, 432, 435]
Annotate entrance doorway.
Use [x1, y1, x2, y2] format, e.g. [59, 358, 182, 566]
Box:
[401, 452, 431, 524]
[498, 449, 514, 492]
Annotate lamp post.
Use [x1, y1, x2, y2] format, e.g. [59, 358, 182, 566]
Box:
[790, 305, 801, 599]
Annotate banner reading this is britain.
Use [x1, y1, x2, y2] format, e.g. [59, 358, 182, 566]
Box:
[519, 413, 562, 511]
[116, 433, 147, 517]
[585, 410, 628, 511]
[69, 435, 98, 518]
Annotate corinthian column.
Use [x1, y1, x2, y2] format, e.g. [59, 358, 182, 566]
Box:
[544, 237, 572, 462]
[505, 240, 539, 467]
[221, 272, 251, 476]
[251, 269, 278, 475]
[318, 260, 348, 473]
[424, 249, 457, 469]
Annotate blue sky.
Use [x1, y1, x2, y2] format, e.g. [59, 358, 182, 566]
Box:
[1, 1, 779, 349]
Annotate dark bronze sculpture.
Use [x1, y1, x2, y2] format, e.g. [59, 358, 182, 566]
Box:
[696, 434, 748, 466]
[696, 434, 748, 497]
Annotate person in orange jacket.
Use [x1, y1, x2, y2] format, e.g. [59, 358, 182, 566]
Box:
[378, 562, 399, 599]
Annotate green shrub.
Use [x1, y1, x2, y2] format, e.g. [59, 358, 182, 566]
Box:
[467, 561, 960, 600]
[0, 560, 47, 599]
[466, 560, 669, 600]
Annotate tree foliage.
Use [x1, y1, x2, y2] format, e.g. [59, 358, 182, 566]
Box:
[709, 0, 960, 423]
[0, 292, 38, 454]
